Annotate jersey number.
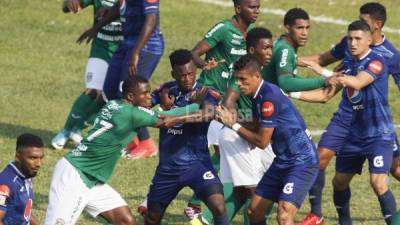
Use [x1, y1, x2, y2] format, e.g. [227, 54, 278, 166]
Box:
[87, 120, 113, 141]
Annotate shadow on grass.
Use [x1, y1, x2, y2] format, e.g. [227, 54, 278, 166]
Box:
[0, 122, 55, 144]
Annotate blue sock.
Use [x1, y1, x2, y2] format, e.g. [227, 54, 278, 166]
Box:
[309, 170, 325, 217]
[214, 213, 230, 225]
[250, 219, 266, 225]
[378, 190, 397, 225]
[333, 188, 352, 225]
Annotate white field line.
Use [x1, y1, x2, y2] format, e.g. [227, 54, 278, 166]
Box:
[193, 0, 400, 34]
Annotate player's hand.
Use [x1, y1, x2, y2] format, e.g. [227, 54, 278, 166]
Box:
[64, 0, 82, 13]
[77, 27, 98, 44]
[203, 58, 225, 71]
[215, 105, 236, 128]
[190, 87, 209, 105]
[129, 52, 140, 76]
[159, 88, 175, 110]
[325, 74, 341, 86]
[301, 59, 323, 75]
[157, 115, 179, 128]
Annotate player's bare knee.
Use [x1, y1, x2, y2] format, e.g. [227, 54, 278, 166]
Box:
[247, 206, 261, 221]
[332, 176, 348, 191]
[115, 214, 135, 225]
[370, 177, 388, 195]
[277, 204, 294, 225]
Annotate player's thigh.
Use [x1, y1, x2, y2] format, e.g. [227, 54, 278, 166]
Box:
[102, 45, 128, 101]
[218, 127, 265, 186]
[136, 49, 163, 80]
[367, 140, 392, 174]
[332, 171, 356, 191]
[44, 158, 90, 225]
[85, 58, 109, 90]
[254, 162, 283, 204]
[85, 184, 128, 218]
[279, 164, 319, 209]
[318, 146, 336, 170]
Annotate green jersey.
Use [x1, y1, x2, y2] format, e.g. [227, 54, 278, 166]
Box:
[198, 18, 251, 97]
[81, 0, 123, 61]
[262, 36, 298, 84]
[228, 75, 253, 123]
[65, 100, 157, 188]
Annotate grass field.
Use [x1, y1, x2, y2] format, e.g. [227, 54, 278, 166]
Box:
[1, 0, 400, 224]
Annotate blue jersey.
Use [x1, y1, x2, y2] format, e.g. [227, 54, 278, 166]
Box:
[252, 81, 318, 168]
[342, 49, 394, 141]
[0, 163, 34, 225]
[151, 82, 219, 174]
[331, 36, 400, 116]
[119, 0, 163, 53]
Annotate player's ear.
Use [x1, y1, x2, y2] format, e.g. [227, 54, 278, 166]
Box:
[248, 46, 255, 55]
[171, 70, 178, 80]
[284, 25, 290, 34]
[234, 4, 241, 15]
[375, 20, 383, 31]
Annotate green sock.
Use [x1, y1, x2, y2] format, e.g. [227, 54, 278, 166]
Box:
[392, 210, 400, 225]
[202, 182, 244, 223]
[64, 93, 96, 131]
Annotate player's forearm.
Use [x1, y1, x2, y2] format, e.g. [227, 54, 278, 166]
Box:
[339, 75, 367, 90]
[236, 126, 270, 149]
[290, 85, 341, 103]
[191, 41, 210, 69]
[172, 106, 216, 124]
[158, 103, 200, 116]
[92, 4, 119, 32]
[131, 13, 157, 55]
[278, 75, 326, 92]
[222, 89, 240, 110]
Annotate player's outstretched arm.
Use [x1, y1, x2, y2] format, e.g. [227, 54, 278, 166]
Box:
[299, 51, 339, 67]
[191, 41, 212, 69]
[288, 83, 342, 103]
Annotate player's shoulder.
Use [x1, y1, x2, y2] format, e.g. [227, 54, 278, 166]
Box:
[259, 81, 282, 98]
[205, 20, 230, 38]
[381, 37, 399, 53]
[273, 37, 295, 55]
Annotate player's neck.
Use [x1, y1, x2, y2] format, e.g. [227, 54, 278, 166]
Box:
[283, 35, 298, 51]
[232, 15, 250, 34]
[371, 32, 384, 45]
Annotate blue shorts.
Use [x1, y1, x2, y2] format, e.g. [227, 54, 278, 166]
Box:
[392, 134, 400, 158]
[147, 160, 221, 206]
[318, 111, 351, 153]
[336, 139, 393, 174]
[102, 38, 164, 101]
[255, 162, 318, 208]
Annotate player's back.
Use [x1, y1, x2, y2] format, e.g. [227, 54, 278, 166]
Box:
[252, 81, 317, 169]
[343, 50, 394, 141]
[0, 163, 33, 225]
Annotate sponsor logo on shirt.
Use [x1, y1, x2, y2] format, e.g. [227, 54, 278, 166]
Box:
[24, 198, 32, 221]
[368, 60, 383, 75]
[205, 23, 224, 38]
[280, 49, 289, 67]
[231, 39, 241, 45]
[346, 87, 362, 104]
[261, 101, 274, 117]
[230, 48, 246, 55]
[167, 128, 183, 135]
[232, 33, 243, 39]
[0, 185, 9, 206]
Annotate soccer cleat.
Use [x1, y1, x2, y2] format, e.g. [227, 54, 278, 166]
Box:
[127, 138, 158, 160]
[298, 213, 324, 225]
[122, 137, 140, 159]
[51, 129, 70, 150]
[184, 203, 202, 220]
[69, 128, 83, 144]
[137, 199, 148, 217]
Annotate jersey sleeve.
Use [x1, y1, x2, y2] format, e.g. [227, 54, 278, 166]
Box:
[0, 184, 11, 212]
[330, 36, 347, 60]
[203, 88, 220, 106]
[132, 107, 158, 129]
[203, 22, 226, 48]
[143, 0, 159, 14]
[258, 92, 280, 129]
[364, 59, 385, 80]
[275, 46, 297, 76]
[388, 53, 400, 85]
[79, 0, 93, 8]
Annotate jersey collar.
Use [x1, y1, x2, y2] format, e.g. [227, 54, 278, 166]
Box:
[8, 161, 26, 179]
[358, 49, 372, 61]
[372, 34, 386, 46]
[253, 80, 264, 99]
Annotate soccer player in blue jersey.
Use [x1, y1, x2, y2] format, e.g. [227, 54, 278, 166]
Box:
[297, 3, 400, 225]
[217, 55, 319, 225]
[144, 49, 229, 225]
[0, 134, 44, 225]
[331, 20, 396, 225]
[78, 0, 164, 159]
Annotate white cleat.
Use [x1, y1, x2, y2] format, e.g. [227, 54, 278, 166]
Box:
[51, 130, 69, 150]
[69, 129, 83, 144]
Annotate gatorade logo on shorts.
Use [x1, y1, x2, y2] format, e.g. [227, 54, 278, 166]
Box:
[373, 156, 384, 168]
[261, 101, 274, 117]
[203, 171, 215, 180]
[283, 182, 294, 194]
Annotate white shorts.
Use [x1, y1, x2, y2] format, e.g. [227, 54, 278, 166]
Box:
[219, 127, 275, 187]
[85, 58, 109, 90]
[44, 158, 127, 225]
[207, 120, 224, 147]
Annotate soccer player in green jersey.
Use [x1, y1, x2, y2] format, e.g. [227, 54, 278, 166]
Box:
[262, 8, 334, 93]
[44, 76, 173, 225]
[52, 0, 122, 150]
[187, 0, 260, 217]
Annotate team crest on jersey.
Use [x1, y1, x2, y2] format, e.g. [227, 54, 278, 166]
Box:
[261, 101, 274, 117]
[368, 60, 383, 75]
[119, 0, 126, 15]
[346, 87, 362, 104]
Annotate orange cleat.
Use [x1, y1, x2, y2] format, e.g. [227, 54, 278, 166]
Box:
[298, 213, 324, 225]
